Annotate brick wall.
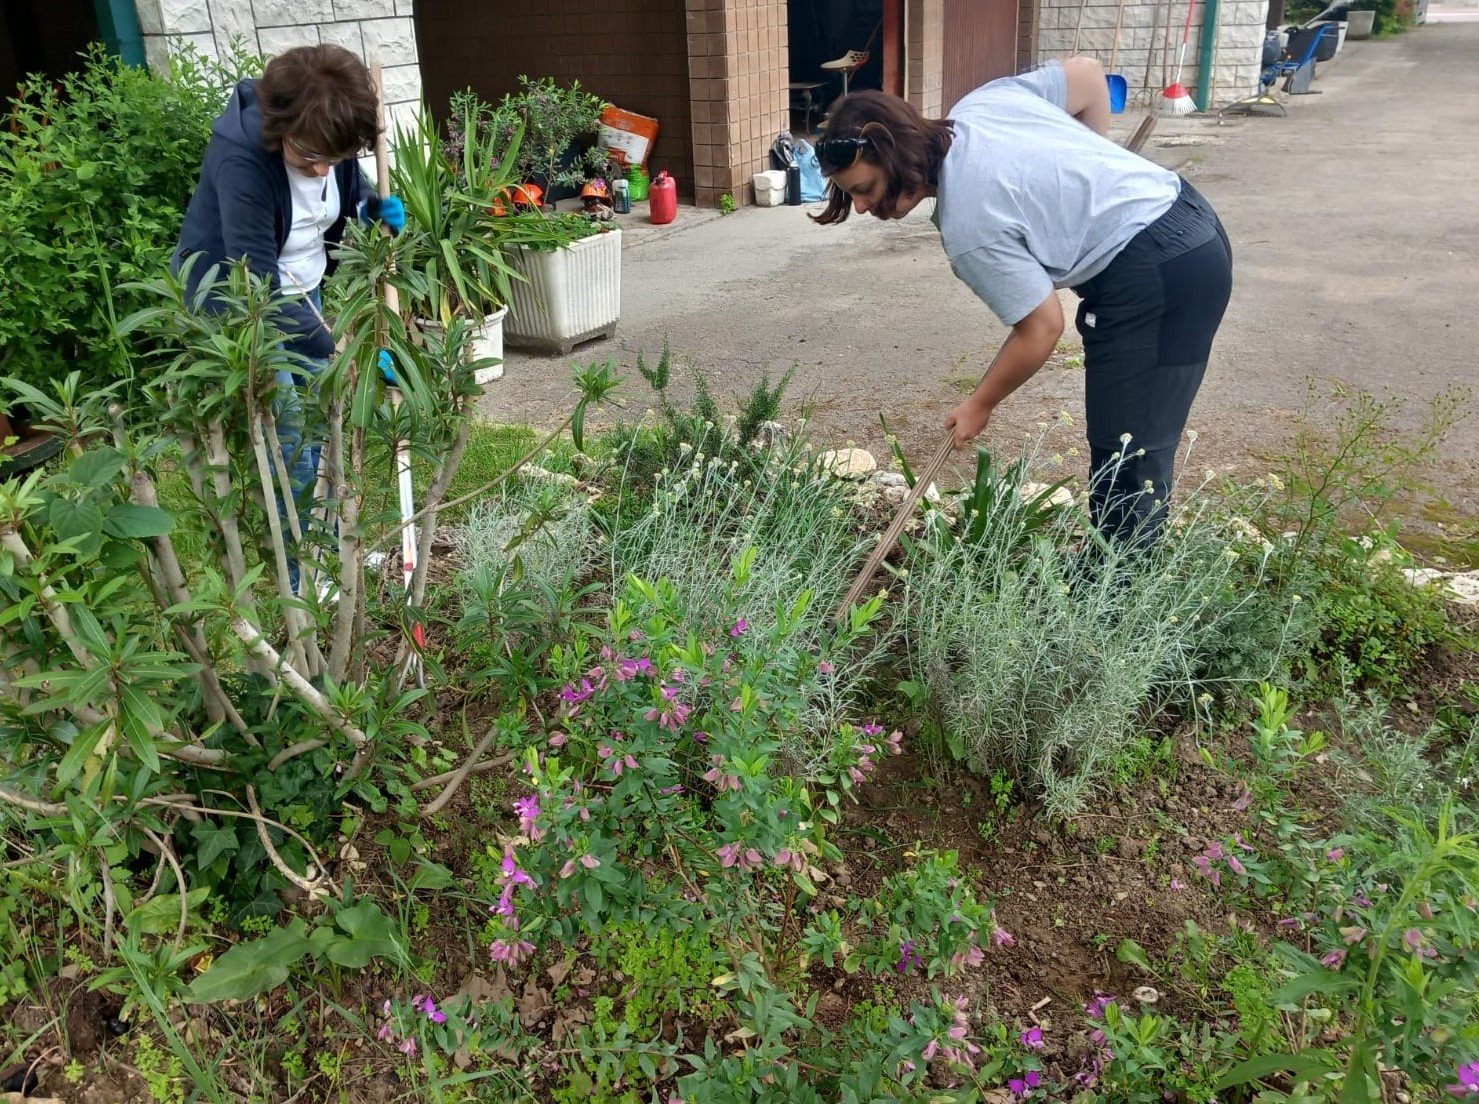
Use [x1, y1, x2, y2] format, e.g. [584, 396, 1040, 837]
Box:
[905, 0, 943, 116]
[1035, 0, 1267, 109]
[416, 0, 694, 199]
[687, 0, 787, 207]
[133, 0, 423, 129]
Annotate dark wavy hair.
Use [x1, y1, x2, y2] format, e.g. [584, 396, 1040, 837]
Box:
[257, 45, 379, 158]
[811, 91, 954, 225]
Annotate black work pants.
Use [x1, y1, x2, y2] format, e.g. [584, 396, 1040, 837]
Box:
[1072, 178, 1233, 546]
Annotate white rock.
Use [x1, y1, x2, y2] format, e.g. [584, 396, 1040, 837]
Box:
[1019, 481, 1074, 509]
[870, 471, 908, 487]
[820, 447, 877, 480]
[924, 482, 941, 503]
[1446, 571, 1479, 604]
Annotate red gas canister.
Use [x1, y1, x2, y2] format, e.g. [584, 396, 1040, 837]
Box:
[648, 170, 677, 225]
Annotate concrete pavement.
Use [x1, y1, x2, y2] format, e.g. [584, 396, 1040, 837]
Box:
[483, 22, 1479, 527]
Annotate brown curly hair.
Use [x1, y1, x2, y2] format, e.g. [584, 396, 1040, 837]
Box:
[810, 91, 954, 225]
[257, 45, 379, 158]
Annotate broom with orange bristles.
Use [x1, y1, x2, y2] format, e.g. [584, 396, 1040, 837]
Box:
[1161, 0, 1197, 116]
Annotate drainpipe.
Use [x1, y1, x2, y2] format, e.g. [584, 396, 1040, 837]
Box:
[94, 0, 146, 66]
[1195, 0, 1220, 110]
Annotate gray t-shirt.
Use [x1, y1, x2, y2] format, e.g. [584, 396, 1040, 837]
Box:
[933, 63, 1179, 325]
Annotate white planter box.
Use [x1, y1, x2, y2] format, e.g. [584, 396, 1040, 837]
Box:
[505, 228, 621, 355]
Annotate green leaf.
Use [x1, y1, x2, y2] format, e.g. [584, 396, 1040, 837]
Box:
[1116, 938, 1155, 973]
[48, 497, 104, 558]
[118, 685, 162, 772]
[190, 822, 239, 872]
[1215, 1052, 1339, 1091]
[56, 722, 106, 787]
[1271, 968, 1360, 1005]
[321, 901, 403, 968]
[125, 887, 210, 937]
[183, 920, 311, 1003]
[67, 447, 124, 489]
[102, 503, 174, 539]
[409, 861, 454, 893]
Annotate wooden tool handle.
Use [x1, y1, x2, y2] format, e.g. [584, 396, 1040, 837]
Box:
[369, 61, 400, 331]
[833, 430, 955, 623]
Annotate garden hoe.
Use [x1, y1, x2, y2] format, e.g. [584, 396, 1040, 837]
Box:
[833, 112, 1159, 625]
[372, 60, 426, 685]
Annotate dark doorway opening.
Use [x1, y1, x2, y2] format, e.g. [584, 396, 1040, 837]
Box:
[786, 0, 887, 130]
[2, 0, 102, 103]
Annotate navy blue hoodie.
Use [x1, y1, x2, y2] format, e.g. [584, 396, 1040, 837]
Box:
[173, 79, 369, 360]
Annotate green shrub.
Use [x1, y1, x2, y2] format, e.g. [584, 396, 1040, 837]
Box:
[0, 44, 254, 398]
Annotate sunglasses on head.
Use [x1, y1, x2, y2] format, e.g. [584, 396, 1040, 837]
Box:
[815, 136, 871, 172]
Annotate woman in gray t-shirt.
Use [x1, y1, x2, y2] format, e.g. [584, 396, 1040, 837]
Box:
[813, 58, 1232, 545]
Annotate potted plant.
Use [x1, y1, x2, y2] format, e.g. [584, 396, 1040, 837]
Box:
[391, 93, 571, 382]
[471, 77, 623, 356]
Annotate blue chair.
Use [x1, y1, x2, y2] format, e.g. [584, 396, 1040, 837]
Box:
[1220, 23, 1332, 117]
[1265, 23, 1334, 94]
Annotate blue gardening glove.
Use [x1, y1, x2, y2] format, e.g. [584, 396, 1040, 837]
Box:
[362, 194, 406, 235]
[378, 349, 398, 385]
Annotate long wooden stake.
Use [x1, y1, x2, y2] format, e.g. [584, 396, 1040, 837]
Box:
[832, 116, 1159, 625]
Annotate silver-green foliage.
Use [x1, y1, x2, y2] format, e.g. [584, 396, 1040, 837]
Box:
[454, 479, 597, 596]
[907, 462, 1276, 819]
[607, 421, 895, 768]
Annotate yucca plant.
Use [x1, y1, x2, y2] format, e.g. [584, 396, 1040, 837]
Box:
[390, 93, 573, 327]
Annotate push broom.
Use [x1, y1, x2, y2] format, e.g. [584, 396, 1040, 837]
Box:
[1161, 0, 1198, 116]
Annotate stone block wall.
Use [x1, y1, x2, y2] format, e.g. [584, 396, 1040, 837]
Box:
[134, 0, 423, 132]
[905, 0, 944, 117]
[1035, 0, 1267, 110]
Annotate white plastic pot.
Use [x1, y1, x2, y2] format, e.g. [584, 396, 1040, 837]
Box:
[419, 305, 509, 385]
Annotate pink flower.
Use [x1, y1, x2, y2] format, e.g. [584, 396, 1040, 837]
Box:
[992, 926, 1015, 947]
[818, 660, 834, 675]
[1227, 853, 1246, 877]
[717, 841, 742, 868]
[1341, 926, 1367, 945]
[1326, 847, 1344, 862]
[489, 938, 536, 966]
[1021, 1026, 1044, 1049]
[1403, 928, 1423, 950]
[730, 618, 748, 637]
[398, 1036, 417, 1056]
[1232, 785, 1252, 811]
[580, 853, 600, 869]
[1170, 878, 1185, 890]
[1321, 948, 1347, 969]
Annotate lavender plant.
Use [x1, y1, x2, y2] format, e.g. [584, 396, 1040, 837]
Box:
[606, 418, 898, 768]
[906, 427, 1284, 818]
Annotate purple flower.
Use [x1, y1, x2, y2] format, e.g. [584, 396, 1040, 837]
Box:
[560, 679, 594, 705]
[1008, 1071, 1041, 1097]
[1232, 785, 1252, 811]
[896, 939, 921, 973]
[992, 926, 1015, 947]
[1326, 847, 1344, 862]
[730, 617, 748, 637]
[1086, 992, 1115, 1019]
[1020, 1026, 1044, 1049]
[1321, 948, 1347, 969]
[818, 660, 835, 675]
[501, 847, 535, 888]
[1447, 1061, 1479, 1096]
[1227, 853, 1246, 877]
[513, 793, 540, 833]
[1403, 928, 1423, 950]
[1170, 878, 1185, 890]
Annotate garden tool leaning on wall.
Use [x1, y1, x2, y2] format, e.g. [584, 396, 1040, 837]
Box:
[372, 60, 427, 685]
[833, 112, 1160, 624]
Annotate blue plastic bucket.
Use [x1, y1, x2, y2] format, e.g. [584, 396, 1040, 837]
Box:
[1107, 73, 1128, 114]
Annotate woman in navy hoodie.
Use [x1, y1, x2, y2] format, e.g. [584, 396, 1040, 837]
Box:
[173, 45, 404, 578]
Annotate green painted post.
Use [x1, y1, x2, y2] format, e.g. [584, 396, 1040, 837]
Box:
[1196, 0, 1221, 111]
[94, 0, 147, 66]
